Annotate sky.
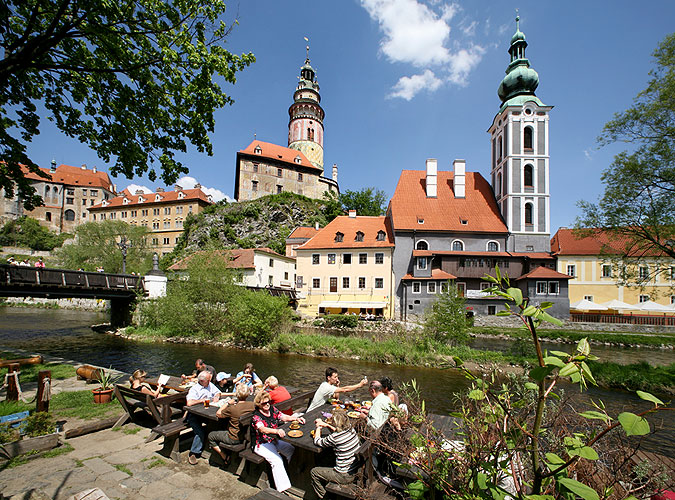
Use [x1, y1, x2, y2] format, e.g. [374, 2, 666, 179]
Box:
[22, 0, 675, 234]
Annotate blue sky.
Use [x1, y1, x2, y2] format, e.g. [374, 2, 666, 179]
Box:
[24, 0, 675, 234]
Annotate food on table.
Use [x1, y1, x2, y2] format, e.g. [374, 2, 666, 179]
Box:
[287, 430, 303, 438]
[347, 411, 361, 419]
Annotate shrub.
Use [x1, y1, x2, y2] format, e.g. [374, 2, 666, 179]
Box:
[323, 314, 358, 329]
[227, 289, 292, 347]
[422, 281, 470, 345]
[24, 411, 55, 437]
[0, 216, 68, 250]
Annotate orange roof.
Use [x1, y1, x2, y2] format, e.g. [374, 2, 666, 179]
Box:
[389, 170, 508, 233]
[239, 140, 321, 171]
[169, 248, 292, 271]
[551, 228, 664, 257]
[297, 216, 394, 250]
[402, 269, 457, 280]
[288, 226, 320, 239]
[89, 188, 211, 210]
[21, 164, 114, 191]
[516, 266, 571, 280]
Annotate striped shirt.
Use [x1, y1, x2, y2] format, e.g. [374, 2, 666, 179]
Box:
[314, 428, 361, 474]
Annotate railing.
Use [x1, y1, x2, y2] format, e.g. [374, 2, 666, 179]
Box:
[570, 311, 675, 327]
[0, 264, 144, 292]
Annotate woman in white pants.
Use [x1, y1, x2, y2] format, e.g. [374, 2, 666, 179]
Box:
[251, 390, 305, 492]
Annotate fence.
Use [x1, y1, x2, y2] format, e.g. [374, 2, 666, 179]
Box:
[570, 311, 675, 327]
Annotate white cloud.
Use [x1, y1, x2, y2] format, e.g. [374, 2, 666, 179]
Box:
[460, 20, 477, 37]
[176, 176, 230, 202]
[388, 70, 443, 100]
[124, 184, 152, 195]
[447, 45, 486, 85]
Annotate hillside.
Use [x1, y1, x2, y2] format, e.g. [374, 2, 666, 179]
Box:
[164, 192, 340, 264]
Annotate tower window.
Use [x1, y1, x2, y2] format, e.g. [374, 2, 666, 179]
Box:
[277, 168, 282, 177]
[308, 128, 314, 141]
[524, 164, 534, 187]
[498, 136, 503, 161]
[525, 202, 534, 225]
[298, 172, 303, 181]
[524, 126, 533, 151]
[415, 240, 428, 250]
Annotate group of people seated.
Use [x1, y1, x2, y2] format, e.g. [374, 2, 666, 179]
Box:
[131, 360, 404, 498]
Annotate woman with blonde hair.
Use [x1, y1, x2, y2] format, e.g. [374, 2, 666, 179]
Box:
[251, 389, 305, 493]
[129, 370, 161, 398]
[264, 376, 292, 415]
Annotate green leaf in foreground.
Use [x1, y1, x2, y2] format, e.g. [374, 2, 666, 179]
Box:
[558, 478, 599, 500]
[618, 412, 650, 436]
[468, 389, 485, 400]
[636, 390, 664, 406]
[578, 410, 611, 424]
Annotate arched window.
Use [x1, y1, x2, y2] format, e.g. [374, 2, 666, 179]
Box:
[45, 185, 50, 197]
[497, 173, 502, 196]
[308, 128, 314, 141]
[524, 126, 533, 150]
[525, 203, 533, 225]
[452, 240, 464, 251]
[64, 209, 75, 221]
[487, 241, 499, 252]
[524, 164, 533, 187]
[416, 240, 428, 250]
[498, 137, 503, 160]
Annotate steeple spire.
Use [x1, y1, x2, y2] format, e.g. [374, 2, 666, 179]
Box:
[497, 13, 540, 105]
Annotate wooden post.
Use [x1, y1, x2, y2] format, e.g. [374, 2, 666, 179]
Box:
[6, 363, 20, 401]
[36, 370, 51, 412]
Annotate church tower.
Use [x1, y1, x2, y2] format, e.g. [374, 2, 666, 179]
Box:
[288, 45, 325, 170]
[488, 15, 552, 253]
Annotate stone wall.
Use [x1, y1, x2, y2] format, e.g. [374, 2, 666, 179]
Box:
[474, 314, 675, 334]
[2, 296, 109, 311]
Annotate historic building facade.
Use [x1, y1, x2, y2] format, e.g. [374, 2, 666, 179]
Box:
[234, 50, 339, 202]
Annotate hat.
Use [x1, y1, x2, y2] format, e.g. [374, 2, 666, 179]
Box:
[216, 372, 227, 382]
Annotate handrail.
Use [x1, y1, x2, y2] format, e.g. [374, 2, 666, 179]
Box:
[0, 264, 144, 292]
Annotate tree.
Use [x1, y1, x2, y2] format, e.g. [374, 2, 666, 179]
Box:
[1, 0, 255, 210]
[56, 220, 151, 273]
[340, 187, 387, 216]
[0, 216, 68, 250]
[578, 34, 675, 277]
[422, 281, 470, 346]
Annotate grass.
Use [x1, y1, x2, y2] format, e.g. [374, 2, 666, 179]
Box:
[115, 464, 132, 475]
[0, 363, 76, 385]
[0, 443, 73, 470]
[49, 390, 121, 420]
[0, 400, 33, 417]
[146, 458, 165, 469]
[589, 361, 675, 394]
[0, 300, 60, 309]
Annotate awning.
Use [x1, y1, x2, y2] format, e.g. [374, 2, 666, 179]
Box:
[318, 301, 388, 309]
[570, 299, 608, 311]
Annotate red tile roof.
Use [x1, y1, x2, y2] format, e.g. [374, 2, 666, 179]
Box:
[297, 216, 394, 250]
[389, 170, 508, 233]
[89, 188, 211, 210]
[239, 140, 322, 171]
[551, 228, 664, 257]
[21, 164, 114, 191]
[516, 266, 571, 280]
[402, 269, 457, 280]
[288, 226, 320, 239]
[168, 248, 292, 271]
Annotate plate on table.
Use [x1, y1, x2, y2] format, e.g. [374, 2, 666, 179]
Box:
[347, 411, 361, 419]
[287, 430, 303, 438]
[361, 400, 372, 408]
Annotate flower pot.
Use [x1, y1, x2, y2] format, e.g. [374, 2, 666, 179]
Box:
[92, 388, 114, 404]
[0, 432, 60, 459]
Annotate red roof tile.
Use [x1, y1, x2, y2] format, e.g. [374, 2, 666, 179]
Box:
[516, 266, 571, 280]
[89, 188, 211, 210]
[21, 164, 114, 191]
[389, 170, 508, 233]
[239, 140, 321, 171]
[168, 248, 292, 271]
[402, 269, 457, 280]
[551, 228, 664, 257]
[288, 226, 320, 239]
[297, 216, 394, 250]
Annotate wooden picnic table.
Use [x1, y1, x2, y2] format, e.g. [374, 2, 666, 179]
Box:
[146, 375, 186, 393]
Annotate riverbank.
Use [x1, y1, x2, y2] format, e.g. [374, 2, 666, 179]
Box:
[118, 325, 675, 396]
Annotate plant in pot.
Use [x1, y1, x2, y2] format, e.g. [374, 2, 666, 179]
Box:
[92, 367, 121, 404]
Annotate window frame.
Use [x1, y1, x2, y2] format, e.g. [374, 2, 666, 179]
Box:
[427, 281, 436, 294]
[412, 282, 421, 294]
[342, 253, 352, 265]
[327, 253, 336, 265]
[451, 240, 464, 251]
[374, 278, 384, 289]
[312, 254, 320, 265]
[375, 252, 384, 265]
[359, 253, 367, 264]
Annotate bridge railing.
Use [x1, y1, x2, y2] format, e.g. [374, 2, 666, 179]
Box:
[0, 264, 144, 292]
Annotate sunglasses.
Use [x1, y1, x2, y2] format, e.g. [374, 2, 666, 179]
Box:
[261, 401, 271, 405]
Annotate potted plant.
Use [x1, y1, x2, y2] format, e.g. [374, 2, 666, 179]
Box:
[92, 367, 121, 404]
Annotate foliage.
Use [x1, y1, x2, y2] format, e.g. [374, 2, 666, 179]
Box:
[578, 34, 675, 282]
[1, 0, 254, 210]
[0, 363, 74, 385]
[393, 268, 671, 500]
[0, 217, 69, 250]
[49, 390, 121, 420]
[94, 367, 122, 391]
[322, 314, 359, 329]
[339, 187, 388, 216]
[227, 289, 293, 347]
[56, 220, 151, 273]
[0, 400, 32, 418]
[423, 281, 470, 346]
[24, 412, 55, 437]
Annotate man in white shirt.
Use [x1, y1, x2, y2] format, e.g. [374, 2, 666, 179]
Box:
[364, 381, 392, 431]
[186, 371, 220, 464]
[307, 367, 368, 413]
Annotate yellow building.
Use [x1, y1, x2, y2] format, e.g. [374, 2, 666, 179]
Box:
[295, 214, 395, 318]
[88, 186, 213, 255]
[551, 228, 675, 309]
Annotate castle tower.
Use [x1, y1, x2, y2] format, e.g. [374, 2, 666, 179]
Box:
[288, 44, 325, 170]
[488, 15, 553, 253]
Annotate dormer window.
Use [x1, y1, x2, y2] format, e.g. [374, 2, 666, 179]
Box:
[355, 231, 364, 242]
[335, 232, 344, 243]
[417, 217, 424, 224]
[178, 191, 185, 199]
[460, 219, 468, 225]
[101, 200, 108, 207]
[155, 194, 163, 202]
[138, 196, 144, 203]
[254, 146, 262, 154]
[123, 198, 129, 205]
[376, 230, 386, 241]
[294, 156, 302, 164]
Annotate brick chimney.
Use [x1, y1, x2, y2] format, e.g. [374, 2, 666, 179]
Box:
[92, 166, 97, 173]
[175, 185, 183, 191]
[156, 187, 164, 193]
[425, 159, 437, 198]
[348, 209, 357, 218]
[81, 164, 87, 170]
[194, 183, 201, 189]
[453, 159, 465, 198]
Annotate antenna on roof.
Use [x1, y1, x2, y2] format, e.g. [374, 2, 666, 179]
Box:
[254, 132, 256, 140]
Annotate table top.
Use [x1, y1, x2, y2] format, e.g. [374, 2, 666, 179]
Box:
[184, 402, 221, 421]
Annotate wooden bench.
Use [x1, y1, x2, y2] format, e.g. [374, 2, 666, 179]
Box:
[245, 487, 288, 499]
[113, 385, 186, 429]
[274, 390, 315, 414]
[325, 440, 373, 499]
[151, 419, 191, 463]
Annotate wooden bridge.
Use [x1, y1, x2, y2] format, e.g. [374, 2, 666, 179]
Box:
[0, 264, 144, 326]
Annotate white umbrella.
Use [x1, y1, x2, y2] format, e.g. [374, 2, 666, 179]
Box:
[600, 299, 633, 310]
[635, 300, 674, 313]
[570, 299, 608, 311]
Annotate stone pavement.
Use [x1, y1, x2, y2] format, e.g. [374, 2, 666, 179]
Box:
[0, 425, 259, 500]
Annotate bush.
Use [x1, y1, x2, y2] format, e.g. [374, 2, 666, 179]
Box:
[24, 411, 55, 437]
[0, 216, 68, 250]
[227, 289, 292, 347]
[323, 314, 358, 329]
[422, 281, 470, 345]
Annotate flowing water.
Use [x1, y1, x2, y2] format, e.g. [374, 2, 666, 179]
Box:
[0, 307, 673, 457]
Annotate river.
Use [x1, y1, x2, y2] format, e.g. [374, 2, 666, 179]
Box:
[0, 307, 673, 457]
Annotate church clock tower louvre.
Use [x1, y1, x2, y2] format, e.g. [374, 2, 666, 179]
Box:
[288, 43, 325, 171]
[488, 15, 553, 253]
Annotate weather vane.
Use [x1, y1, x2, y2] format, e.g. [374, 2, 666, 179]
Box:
[304, 36, 310, 61]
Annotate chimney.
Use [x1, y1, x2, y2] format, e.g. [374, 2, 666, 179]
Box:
[425, 159, 437, 198]
[112, 184, 117, 193]
[348, 209, 357, 218]
[453, 159, 466, 198]
[175, 184, 183, 191]
[81, 164, 87, 170]
[315, 222, 320, 230]
[156, 187, 164, 193]
[135, 190, 144, 195]
[194, 183, 201, 189]
[332, 164, 338, 182]
[92, 166, 97, 173]
[50, 159, 57, 173]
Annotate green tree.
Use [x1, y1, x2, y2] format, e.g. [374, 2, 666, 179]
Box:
[340, 187, 387, 216]
[578, 34, 675, 274]
[0, 216, 68, 250]
[56, 220, 151, 273]
[1, 0, 255, 210]
[423, 281, 470, 345]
